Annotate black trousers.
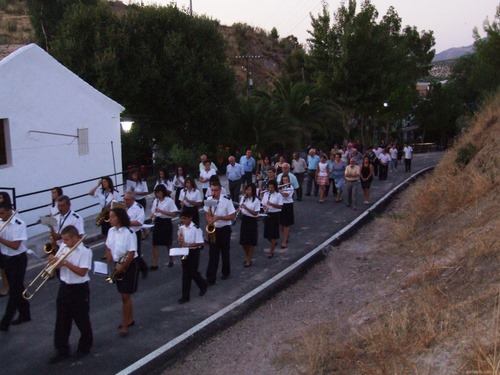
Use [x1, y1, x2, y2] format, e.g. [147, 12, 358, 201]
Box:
[325, 177, 337, 195]
[181, 247, 206, 299]
[294, 172, 305, 199]
[306, 170, 319, 195]
[379, 163, 388, 180]
[206, 225, 231, 283]
[0, 252, 30, 328]
[135, 231, 148, 273]
[228, 178, 242, 202]
[405, 158, 412, 172]
[55, 282, 93, 355]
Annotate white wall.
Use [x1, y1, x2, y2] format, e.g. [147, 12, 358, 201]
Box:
[0, 44, 125, 237]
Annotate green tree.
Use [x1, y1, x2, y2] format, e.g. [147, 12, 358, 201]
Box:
[50, 4, 237, 165]
[307, 0, 434, 143]
[25, 0, 98, 50]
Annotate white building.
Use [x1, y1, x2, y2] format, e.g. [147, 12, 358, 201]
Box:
[0, 43, 125, 237]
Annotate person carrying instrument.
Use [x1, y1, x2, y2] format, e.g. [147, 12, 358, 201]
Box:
[123, 192, 148, 279]
[204, 180, 235, 285]
[89, 176, 120, 238]
[0, 202, 31, 332]
[238, 183, 260, 267]
[53, 195, 85, 246]
[48, 225, 93, 364]
[0, 191, 13, 297]
[261, 180, 283, 259]
[177, 209, 207, 304]
[105, 208, 139, 337]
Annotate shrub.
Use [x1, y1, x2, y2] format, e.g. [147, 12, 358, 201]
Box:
[455, 142, 477, 167]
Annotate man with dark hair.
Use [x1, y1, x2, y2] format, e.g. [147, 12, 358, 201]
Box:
[177, 210, 207, 304]
[0, 203, 31, 332]
[49, 225, 93, 363]
[204, 180, 236, 285]
[53, 195, 85, 245]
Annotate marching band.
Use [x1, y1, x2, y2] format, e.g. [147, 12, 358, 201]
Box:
[0, 147, 387, 365]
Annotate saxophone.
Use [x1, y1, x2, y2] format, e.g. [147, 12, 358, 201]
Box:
[43, 226, 59, 255]
[205, 205, 216, 244]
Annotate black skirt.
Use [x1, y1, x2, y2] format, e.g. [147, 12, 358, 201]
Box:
[264, 212, 280, 240]
[280, 203, 294, 226]
[116, 259, 138, 294]
[152, 217, 173, 246]
[239, 215, 258, 246]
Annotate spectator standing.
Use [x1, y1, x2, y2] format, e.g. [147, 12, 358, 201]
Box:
[306, 149, 320, 196]
[291, 152, 307, 201]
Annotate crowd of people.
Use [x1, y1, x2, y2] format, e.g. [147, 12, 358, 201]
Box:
[0, 142, 413, 364]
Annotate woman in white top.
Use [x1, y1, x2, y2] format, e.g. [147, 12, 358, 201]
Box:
[105, 208, 138, 337]
[238, 183, 261, 267]
[315, 154, 330, 203]
[149, 185, 178, 270]
[154, 168, 173, 196]
[126, 169, 148, 211]
[172, 166, 187, 209]
[261, 180, 283, 258]
[279, 175, 295, 249]
[89, 176, 120, 237]
[50, 187, 63, 217]
[179, 176, 203, 226]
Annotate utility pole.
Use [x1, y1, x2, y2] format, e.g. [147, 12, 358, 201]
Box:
[235, 55, 262, 95]
[189, 0, 192, 16]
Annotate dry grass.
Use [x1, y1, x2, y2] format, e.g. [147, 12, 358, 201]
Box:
[284, 92, 500, 374]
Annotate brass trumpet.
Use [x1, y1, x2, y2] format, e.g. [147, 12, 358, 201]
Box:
[106, 256, 129, 284]
[23, 235, 87, 300]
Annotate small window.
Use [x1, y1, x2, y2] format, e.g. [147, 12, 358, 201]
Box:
[0, 119, 11, 167]
[77, 128, 89, 155]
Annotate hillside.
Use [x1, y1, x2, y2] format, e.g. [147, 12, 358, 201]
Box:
[0, 0, 32, 44]
[167, 92, 500, 374]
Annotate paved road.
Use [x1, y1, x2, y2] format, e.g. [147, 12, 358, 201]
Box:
[0, 153, 443, 375]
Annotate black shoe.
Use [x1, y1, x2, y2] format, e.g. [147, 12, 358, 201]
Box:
[0, 323, 8, 332]
[207, 279, 216, 286]
[11, 317, 31, 326]
[221, 274, 229, 280]
[199, 284, 208, 296]
[178, 298, 190, 304]
[141, 269, 148, 279]
[168, 261, 174, 268]
[49, 353, 70, 364]
[149, 265, 159, 271]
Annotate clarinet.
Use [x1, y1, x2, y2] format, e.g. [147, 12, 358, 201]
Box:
[232, 196, 245, 225]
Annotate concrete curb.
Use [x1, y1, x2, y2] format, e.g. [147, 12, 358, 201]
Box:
[116, 166, 435, 375]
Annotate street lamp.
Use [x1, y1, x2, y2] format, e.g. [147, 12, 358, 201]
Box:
[120, 120, 134, 132]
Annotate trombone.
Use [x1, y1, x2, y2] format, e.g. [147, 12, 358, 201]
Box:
[23, 234, 87, 300]
[0, 209, 19, 233]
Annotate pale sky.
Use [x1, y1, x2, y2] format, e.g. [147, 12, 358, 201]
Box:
[135, 0, 499, 53]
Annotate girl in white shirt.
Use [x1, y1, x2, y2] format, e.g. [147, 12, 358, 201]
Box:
[261, 180, 283, 258]
[238, 183, 261, 267]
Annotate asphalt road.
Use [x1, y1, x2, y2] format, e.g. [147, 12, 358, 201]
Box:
[0, 152, 443, 375]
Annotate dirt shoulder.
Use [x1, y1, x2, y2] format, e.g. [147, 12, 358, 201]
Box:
[166, 196, 412, 375]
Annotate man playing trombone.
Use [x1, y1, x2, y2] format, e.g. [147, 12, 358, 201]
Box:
[0, 202, 31, 332]
[48, 225, 93, 364]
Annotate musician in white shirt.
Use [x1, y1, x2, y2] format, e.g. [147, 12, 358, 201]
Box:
[105, 208, 138, 337]
[261, 180, 283, 258]
[178, 176, 203, 226]
[49, 225, 93, 363]
[204, 180, 235, 285]
[176, 209, 207, 304]
[0, 203, 31, 332]
[149, 185, 178, 270]
[237, 183, 260, 267]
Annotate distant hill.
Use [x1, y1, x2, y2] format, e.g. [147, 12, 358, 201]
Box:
[433, 44, 475, 62]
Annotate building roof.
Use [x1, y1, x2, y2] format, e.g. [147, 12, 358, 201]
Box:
[0, 44, 25, 61]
